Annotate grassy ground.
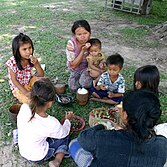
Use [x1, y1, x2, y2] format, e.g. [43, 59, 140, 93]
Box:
[0, 0, 167, 166]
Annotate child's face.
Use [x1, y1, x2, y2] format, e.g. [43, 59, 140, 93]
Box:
[89, 45, 101, 57]
[75, 27, 90, 45]
[107, 64, 122, 78]
[19, 43, 32, 60]
[135, 81, 142, 89]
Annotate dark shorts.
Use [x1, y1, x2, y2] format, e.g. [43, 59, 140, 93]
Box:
[89, 87, 123, 103]
[33, 136, 69, 163]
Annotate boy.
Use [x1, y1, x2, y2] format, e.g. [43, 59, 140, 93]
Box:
[86, 38, 106, 86]
[90, 53, 125, 105]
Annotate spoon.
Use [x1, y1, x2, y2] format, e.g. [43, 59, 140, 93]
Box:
[55, 94, 61, 102]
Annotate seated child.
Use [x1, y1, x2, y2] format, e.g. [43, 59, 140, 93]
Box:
[5, 33, 44, 103]
[17, 78, 74, 167]
[134, 65, 160, 95]
[86, 38, 106, 86]
[90, 53, 125, 105]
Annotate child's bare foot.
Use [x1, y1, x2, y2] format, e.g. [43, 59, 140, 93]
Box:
[49, 158, 61, 167]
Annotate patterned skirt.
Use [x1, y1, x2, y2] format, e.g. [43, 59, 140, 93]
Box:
[69, 138, 93, 167]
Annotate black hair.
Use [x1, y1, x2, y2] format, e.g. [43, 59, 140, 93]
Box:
[71, 20, 91, 34]
[134, 65, 160, 95]
[12, 33, 34, 70]
[88, 38, 101, 49]
[123, 90, 161, 141]
[29, 78, 55, 121]
[106, 53, 124, 68]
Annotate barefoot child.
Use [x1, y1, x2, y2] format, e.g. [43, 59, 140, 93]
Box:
[90, 53, 125, 105]
[5, 33, 44, 103]
[86, 38, 106, 86]
[17, 78, 74, 167]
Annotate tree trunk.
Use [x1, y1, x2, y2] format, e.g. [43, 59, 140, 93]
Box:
[141, 0, 152, 15]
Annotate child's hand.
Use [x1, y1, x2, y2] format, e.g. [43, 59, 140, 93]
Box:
[100, 84, 107, 90]
[29, 55, 38, 65]
[108, 92, 115, 98]
[65, 111, 74, 121]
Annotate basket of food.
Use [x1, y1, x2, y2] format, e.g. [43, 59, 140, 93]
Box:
[89, 107, 124, 130]
[61, 115, 85, 132]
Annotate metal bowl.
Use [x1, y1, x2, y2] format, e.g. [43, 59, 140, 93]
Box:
[56, 94, 73, 106]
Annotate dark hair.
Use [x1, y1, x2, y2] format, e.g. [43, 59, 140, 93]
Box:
[88, 38, 101, 49]
[134, 65, 160, 95]
[71, 20, 91, 34]
[12, 33, 34, 70]
[123, 90, 161, 141]
[29, 78, 55, 121]
[106, 53, 124, 68]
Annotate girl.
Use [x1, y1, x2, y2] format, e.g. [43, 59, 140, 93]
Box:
[66, 20, 92, 92]
[134, 65, 160, 95]
[134, 65, 167, 140]
[5, 33, 44, 103]
[17, 78, 74, 167]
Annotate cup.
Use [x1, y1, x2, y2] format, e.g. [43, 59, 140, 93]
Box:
[54, 83, 66, 94]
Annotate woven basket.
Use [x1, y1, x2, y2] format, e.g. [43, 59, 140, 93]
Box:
[89, 107, 123, 130]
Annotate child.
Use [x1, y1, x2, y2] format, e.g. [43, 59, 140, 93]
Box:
[134, 65, 160, 95]
[133, 65, 167, 139]
[17, 78, 74, 167]
[86, 38, 106, 86]
[5, 33, 44, 104]
[90, 53, 125, 105]
[66, 20, 92, 92]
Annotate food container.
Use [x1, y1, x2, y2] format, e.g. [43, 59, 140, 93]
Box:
[56, 94, 73, 106]
[61, 116, 85, 132]
[76, 88, 89, 106]
[89, 107, 123, 130]
[54, 83, 66, 94]
[8, 104, 21, 123]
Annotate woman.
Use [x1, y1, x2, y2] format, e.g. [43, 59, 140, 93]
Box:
[66, 20, 92, 92]
[69, 90, 167, 167]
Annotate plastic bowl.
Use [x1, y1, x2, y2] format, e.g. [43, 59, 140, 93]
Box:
[8, 104, 21, 123]
[61, 116, 85, 132]
[56, 94, 73, 106]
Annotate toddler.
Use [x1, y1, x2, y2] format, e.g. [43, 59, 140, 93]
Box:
[90, 53, 125, 105]
[86, 38, 106, 86]
[17, 78, 74, 167]
[5, 33, 44, 103]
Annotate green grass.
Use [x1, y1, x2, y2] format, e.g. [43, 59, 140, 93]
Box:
[0, 0, 167, 166]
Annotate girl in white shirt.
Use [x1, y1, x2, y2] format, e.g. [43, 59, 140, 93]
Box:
[17, 78, 74, 167]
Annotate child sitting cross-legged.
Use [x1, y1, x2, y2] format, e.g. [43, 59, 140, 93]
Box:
[89, 53, 125, 105]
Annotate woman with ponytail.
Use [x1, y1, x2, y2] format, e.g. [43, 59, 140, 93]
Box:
[69, 90, 167, 167]
[17, 78, 74, 167]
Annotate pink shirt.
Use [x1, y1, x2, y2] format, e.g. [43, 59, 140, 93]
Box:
[5, 56, 33, 90]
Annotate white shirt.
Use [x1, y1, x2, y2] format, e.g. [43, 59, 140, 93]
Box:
[17, 103, 71, 161]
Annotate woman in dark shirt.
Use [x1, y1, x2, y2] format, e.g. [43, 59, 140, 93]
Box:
[69, 90, 167, 167]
